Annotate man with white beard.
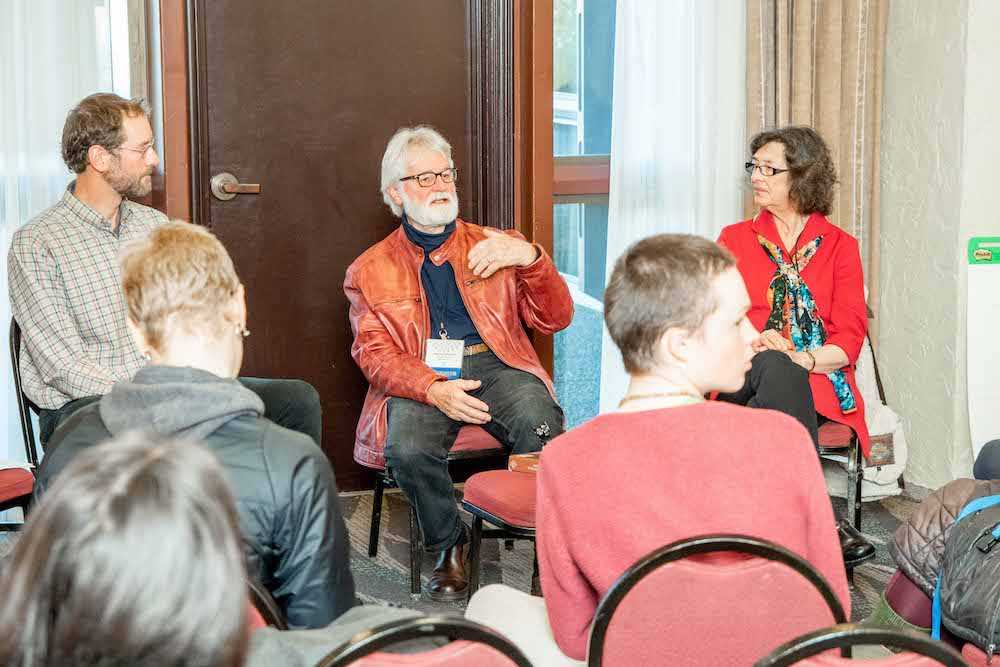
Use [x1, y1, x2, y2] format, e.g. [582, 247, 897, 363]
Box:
[345, 125, 573, 600]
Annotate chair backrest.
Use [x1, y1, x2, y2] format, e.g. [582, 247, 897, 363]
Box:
[587, 534, 848, 667]
[314, 615, 532, 667]
[755, 623, 966, 666]
[248, 579, 289, 630]
[9, 318, 40, 467]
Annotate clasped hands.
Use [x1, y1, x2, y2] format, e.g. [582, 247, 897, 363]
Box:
[754, 329, 813, 371]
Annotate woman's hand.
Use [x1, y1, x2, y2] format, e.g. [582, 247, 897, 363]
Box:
[755, 329, 793, 352]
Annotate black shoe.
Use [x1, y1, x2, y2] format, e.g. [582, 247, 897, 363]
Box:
[425, 543, 468, 602]
[838, 519, 876, 566]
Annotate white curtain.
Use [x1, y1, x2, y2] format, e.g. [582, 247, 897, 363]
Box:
[598, 1, 748, 412]
[0, 1, 121, 462]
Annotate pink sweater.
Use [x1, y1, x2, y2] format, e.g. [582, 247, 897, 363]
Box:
[536, 402, 850, 660]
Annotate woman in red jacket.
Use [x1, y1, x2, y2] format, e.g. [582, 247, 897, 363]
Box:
[717, 125, 873, 564]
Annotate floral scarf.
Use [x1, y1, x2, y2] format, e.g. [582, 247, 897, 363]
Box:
[758, 234, 857, 414]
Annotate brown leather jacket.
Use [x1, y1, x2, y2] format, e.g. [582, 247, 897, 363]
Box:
[344, 220, 574, 469]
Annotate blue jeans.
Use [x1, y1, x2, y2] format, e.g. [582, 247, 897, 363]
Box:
[39, 377, 322, 448]
[385, 350, 564, 552]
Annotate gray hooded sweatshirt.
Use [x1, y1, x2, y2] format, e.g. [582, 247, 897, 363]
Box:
[35, 365, 356, 629]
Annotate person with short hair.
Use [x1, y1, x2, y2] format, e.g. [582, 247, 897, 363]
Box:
[345, 125, 573, 600]
[466, 234, 849, 664]
[35, 221, 354, 629]
[9, 92, 321, 448]
[0, 432, 251, 667]
[717, 125, 875, 563]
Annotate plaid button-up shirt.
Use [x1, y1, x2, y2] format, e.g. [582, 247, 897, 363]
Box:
[8, 183, 167, 409]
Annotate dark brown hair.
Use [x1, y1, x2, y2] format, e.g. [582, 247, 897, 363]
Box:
[0, 433, 249, 667]
[604, 234, 735, 374]
[750, 125, 837, 215]
[61, 93, 150, 174]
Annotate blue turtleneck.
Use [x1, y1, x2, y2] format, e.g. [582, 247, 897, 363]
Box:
[402, 216, 483, 345]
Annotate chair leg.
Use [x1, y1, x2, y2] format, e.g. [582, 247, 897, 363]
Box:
[847, 439, 862, 530]
[409, 503, 422, 596]
[368, 474, 385, 558]
[467, 516, 483, 600]
[530, 544, 541, 596]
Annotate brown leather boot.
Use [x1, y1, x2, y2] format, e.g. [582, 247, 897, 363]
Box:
[425, 543, 468, 602]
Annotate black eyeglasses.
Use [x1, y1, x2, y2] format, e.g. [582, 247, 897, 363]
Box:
[399, 168, 458, 188]
[744, 161, 789, 177]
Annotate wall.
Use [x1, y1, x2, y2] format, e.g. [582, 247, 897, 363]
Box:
[879, 0, 999, 488]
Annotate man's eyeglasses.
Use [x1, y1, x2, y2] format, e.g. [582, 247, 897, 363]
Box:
[744, 161, 789, 177]
[115, 141, 156, 158]
[399, 168, 458, 188]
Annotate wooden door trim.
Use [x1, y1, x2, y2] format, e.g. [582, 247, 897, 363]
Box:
[185, 0, 211, 226]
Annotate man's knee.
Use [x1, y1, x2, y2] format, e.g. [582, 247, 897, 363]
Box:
[502, 392, 564, 451]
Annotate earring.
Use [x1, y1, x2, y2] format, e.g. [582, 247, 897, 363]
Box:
[142, 351, 152, 362]
[237, 325, 250, 338]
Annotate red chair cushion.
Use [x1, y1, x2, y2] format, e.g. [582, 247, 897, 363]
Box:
[462, 470, 536, 529]
[0, 468, 33, 502]
[352, 641, 519, 666]
[818, 421, 854, 449]
[451, 426, 504, 454]
[963, 643, 989, 666]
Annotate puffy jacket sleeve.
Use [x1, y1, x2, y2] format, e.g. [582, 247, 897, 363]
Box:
[268, 431, 356, 628]
[823, 235, 868, 364]
[344, 261, 443, 404]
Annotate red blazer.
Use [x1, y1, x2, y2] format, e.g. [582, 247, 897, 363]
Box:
[718, 211, 870, 456]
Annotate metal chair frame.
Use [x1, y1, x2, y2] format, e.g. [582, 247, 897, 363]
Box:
[2, 319, 40, 529]
[248, 578, 289, 630]
[462, 499, 538, 600]
[817, 330, 889, 532]
[314, 614, 533, 667]
[587, 534, 849, 667]
[755, 622, 966, 667]
[367, 443, 507, 595]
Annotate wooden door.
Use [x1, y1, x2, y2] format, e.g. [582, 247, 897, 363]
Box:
[186, 1, 517, 489]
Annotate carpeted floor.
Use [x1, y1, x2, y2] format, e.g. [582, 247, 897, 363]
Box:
[0, 489, 919, 623]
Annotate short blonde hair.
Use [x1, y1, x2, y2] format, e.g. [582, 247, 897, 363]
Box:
[120, 221, 240, 352]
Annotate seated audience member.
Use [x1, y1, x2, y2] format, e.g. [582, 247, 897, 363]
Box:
[466, 234, 850, 664]
[716, 125, 874, 562]
[0, 433, 251, 667]
[34, 222, 354, 629]
[8, 92, 321, 448]
[344, 125, 573, 600]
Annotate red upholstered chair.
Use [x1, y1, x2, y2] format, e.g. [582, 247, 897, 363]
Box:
[314, 615, 532, 667]
[756, 623, 966, 666]
[366, 426, 506, 595]
[3, 319, 40, 530]
[587, 534, 848, 667]
[461, 469, 538, 600]
[248, 578, 289, 630]
[962, 643, 992, 666]
[818, 326, 890, 534]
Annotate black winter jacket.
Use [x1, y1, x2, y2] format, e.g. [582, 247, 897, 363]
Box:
[35, 365, 356, 629]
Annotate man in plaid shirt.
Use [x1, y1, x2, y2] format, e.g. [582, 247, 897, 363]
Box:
[9, 93, 321, 447]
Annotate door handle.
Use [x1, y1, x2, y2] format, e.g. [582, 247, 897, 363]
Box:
[211, 172, 261, 201]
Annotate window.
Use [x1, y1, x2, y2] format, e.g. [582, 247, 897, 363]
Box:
[552, 0, 615, 428]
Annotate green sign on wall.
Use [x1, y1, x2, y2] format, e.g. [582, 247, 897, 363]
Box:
[969, 237, 1000, 265]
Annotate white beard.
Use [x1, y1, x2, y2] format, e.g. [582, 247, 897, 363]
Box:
[401, 190, 459, 229]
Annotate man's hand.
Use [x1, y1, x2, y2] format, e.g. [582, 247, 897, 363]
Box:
[755, 329, 794, 352]
[467, 227, 538, 278]
[426, 379, 492, 424]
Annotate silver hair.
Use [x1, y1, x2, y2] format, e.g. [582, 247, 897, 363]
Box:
[380, 125, 454, 217]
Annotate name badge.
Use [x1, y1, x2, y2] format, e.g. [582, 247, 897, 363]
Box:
[424, 338, 465, 379]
